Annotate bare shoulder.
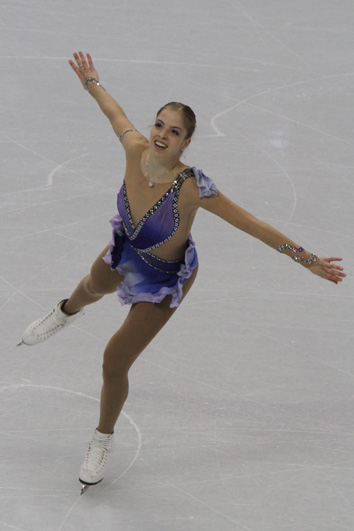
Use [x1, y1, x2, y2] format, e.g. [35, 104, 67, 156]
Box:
[179, 170, 200, 204]
[181, 170, 220, 209]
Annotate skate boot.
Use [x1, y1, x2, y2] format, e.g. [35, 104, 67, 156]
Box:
[18, 299, 84, 346]
[79, 430, 114, 493]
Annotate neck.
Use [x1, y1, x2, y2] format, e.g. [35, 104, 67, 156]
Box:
[145, 153, 181, 184]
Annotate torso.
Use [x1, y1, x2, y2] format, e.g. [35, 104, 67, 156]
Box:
[123, 147, 199, 260]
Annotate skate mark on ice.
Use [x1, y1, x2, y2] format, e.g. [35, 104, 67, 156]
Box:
[141, 458, 257, 531]
[235, 129, 297, 225]
[105, 413, 142, 489]
[3, 134, 116, 192]
[209, 73, 354, 144]
[0, 520, 27, 531]
[45, 154, 88, 188]
[233, 0, 313, 67]
[2, 384, 141, 530]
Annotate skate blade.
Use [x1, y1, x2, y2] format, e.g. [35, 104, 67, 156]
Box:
[80, 484, 90, 495]
[17, 341, 24, 346]
[79, 476, 103, 495]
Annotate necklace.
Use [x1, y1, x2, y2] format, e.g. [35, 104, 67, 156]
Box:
[145, 154, 178, 188]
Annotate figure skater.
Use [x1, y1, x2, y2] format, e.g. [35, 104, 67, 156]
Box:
[19, 52, 346, 491]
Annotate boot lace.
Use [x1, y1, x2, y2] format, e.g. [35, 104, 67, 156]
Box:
[83, 435, 112, 472]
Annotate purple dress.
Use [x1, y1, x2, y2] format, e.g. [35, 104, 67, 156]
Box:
[103, 167, 217, 308]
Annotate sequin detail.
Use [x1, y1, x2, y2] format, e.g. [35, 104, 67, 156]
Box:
[137, 250, 182, 274]
[103, 166, 217, 308]
[277, 244, 304, 254]
[123, 168, 194, 252]
[277, 244, 317, 265]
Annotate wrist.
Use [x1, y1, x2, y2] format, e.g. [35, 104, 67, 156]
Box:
[84, 77, 104, 94]
[277, 244, 318, 266]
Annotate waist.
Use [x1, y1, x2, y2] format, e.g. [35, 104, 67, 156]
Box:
[134, 245, 184, 274]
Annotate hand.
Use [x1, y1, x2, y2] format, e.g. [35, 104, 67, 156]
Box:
[68, 51, 99, 90]
[309, 256, 346, 284]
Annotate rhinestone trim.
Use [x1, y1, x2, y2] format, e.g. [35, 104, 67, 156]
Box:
[123, 169, 194, 247]
[137, 251, 183, 274]
[137, 250, 181, 264]
[277, 244, 318, 265]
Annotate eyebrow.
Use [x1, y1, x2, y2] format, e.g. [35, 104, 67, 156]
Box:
[156, 119, 182, 131]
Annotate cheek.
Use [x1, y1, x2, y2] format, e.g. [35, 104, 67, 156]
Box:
[171, 139, 183, 150]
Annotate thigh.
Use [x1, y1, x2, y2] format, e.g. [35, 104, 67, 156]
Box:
[90, 245, 124, 294]
[103, 264, 198, 373]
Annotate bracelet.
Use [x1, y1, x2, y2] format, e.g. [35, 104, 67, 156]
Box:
[277, 244, 318, 265]
[292, 253, 317, 265]
[84, 77, 101, 91]
[277, 244, 304, 254]
[119, 129, 136, 143]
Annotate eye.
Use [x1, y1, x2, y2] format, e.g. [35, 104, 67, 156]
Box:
[171, 129, 181, 136]
[155, 122, 162, 128]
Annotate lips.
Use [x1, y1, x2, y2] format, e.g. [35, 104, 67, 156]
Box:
[154, 140, 167, 150]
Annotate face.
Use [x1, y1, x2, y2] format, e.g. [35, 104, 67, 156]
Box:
[150, 109, 191, 159]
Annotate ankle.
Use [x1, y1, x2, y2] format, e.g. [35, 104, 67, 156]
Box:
[96, 426, 114, 436]
[61, 300, 80, 316]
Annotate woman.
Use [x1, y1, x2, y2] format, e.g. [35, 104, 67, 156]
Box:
[19, 52, 346, 490]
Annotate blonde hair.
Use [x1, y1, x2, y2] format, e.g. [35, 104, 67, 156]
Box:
[156, 102, 196, 139]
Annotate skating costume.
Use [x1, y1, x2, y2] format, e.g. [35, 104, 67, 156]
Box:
[103, 167, 217, 308]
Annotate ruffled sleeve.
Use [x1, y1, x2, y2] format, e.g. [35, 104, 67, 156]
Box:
[192, 167, 218, 198]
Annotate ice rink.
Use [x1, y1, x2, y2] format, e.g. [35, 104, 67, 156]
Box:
[1, 1, 354, 529]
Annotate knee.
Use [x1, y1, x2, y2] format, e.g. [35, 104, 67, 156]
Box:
[102, 352, 130, 383]
[86, 263, 118, 297]
[85, 275, 105, 297]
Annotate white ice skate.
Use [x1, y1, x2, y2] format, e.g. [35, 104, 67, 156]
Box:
[79, 430, 114, 494]
[18, 300, 84, 346]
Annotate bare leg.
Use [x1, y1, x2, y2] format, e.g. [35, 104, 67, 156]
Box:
[64, 245, 124, 315]
[97, 265, 198, 434]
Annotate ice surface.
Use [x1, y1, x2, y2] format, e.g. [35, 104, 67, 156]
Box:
[1, 1, 354, 530]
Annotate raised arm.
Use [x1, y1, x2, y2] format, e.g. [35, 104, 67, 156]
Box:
[198, 190, 346, 284]
[68, 52, 148, 152]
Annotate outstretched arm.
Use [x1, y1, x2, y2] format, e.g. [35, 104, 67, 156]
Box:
[199, 190, 346, 284]
[68, 52, 147, 151]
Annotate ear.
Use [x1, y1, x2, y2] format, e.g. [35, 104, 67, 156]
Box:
[182, 138, 191, 150]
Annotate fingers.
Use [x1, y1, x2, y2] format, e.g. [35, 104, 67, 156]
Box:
[311, 256, 346, 285]
[68, 53, 82, 76]
[68, 58, 79, 72]
[69, 51, 90, 72]
[326, 257, 343, 263]
[68, 51, 95, 88]
[78, 51, 89, 69]
[322, 265, 346, 284]
[68, 59, 83, 81]
[326, 263, 345, 274]
[327, 272, 345, 284]
[87, 53, 94, 69]
[75, 52, 86, 75]
[319, 256, 345, 272]
[72, 52, 82, 68]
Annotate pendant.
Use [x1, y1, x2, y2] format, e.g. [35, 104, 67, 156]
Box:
[148, 181, 154, 187]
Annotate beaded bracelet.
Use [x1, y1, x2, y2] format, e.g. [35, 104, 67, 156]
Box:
[277, 244, 318, 265]
[84, 77, 104, 92]
[292, 253, 317, 265]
